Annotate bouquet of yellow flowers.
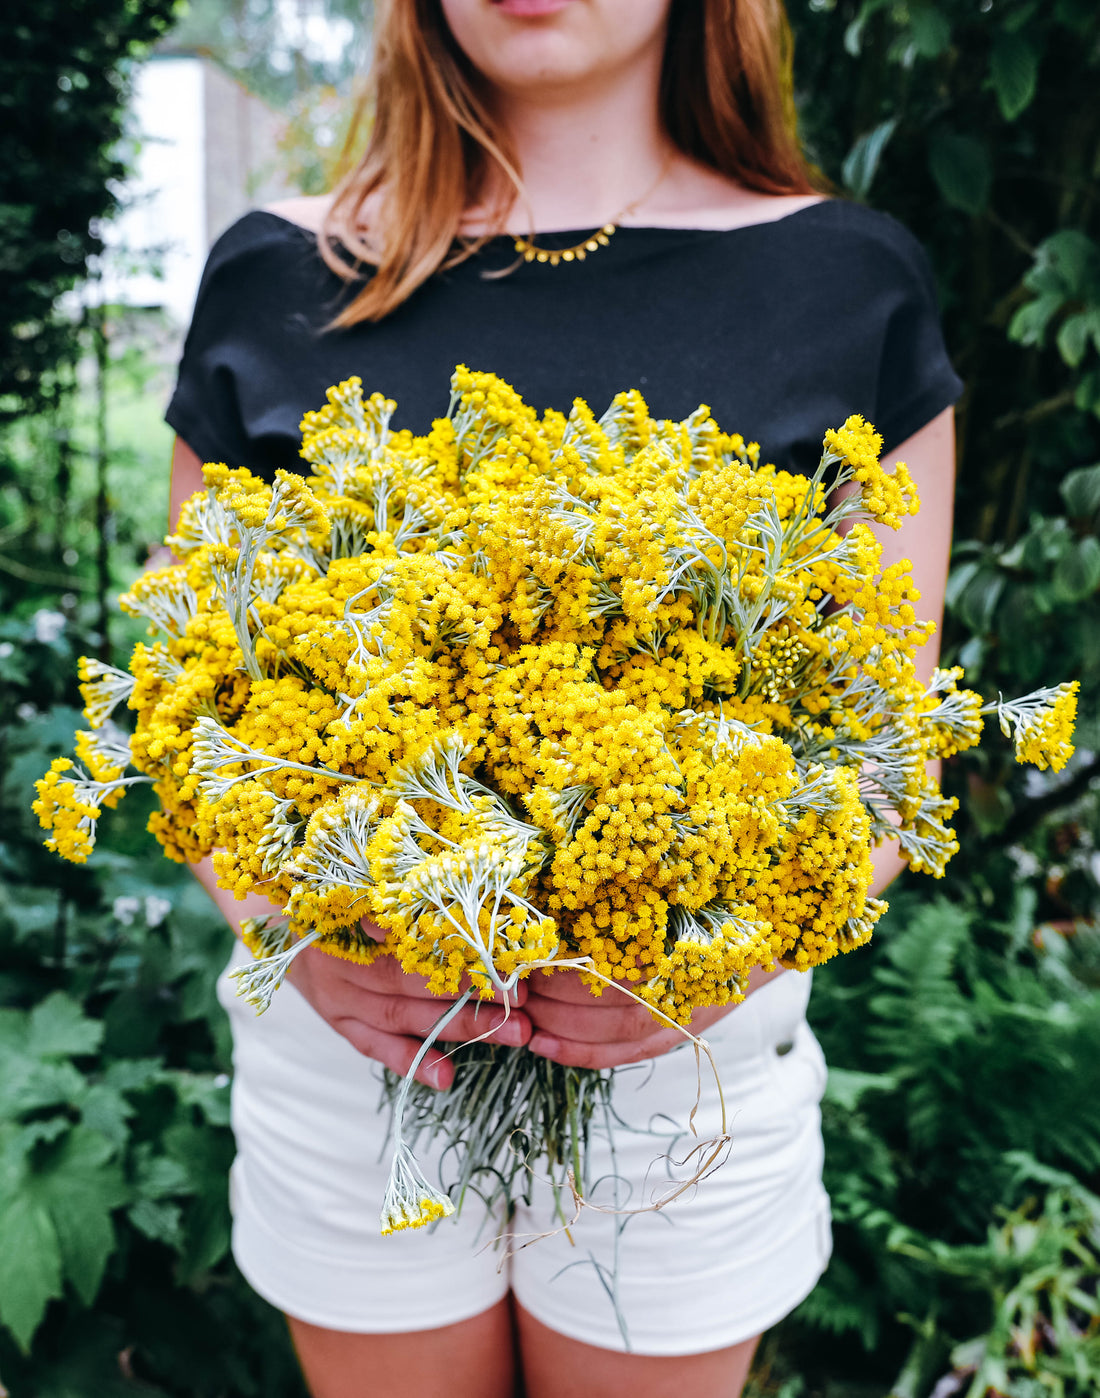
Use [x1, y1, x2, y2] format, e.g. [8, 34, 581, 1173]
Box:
[34, 368, 1077, 1236]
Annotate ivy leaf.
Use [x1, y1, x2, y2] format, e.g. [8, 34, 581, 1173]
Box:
[0, 1193, 63, 1352]
[990, 32, 1038, 122]
[842, 119, 897, 199]
[28, 992, 103, 1059]
[928, 129, 992, 215]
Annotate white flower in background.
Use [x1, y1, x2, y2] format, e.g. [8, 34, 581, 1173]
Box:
[113, 895, 142, 926]
[0, 642, 13, 659]
[16, 703, 37, 722]
[33, 610, 66, 645]
[144, 895, 172, 928]
[1007, 846, 1042, 881]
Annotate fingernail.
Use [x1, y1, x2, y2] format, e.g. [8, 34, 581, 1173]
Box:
[490, 1014, 527, 1046]
[529, 1033, 560, 1057]
[424, 1059, 451, 1090]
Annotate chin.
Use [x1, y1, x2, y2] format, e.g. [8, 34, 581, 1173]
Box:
[443, 0, 665, 96]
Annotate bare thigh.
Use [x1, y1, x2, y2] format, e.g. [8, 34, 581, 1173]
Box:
[515, 1303, 759, 1398]
[286, 1299, 516, 1398]
[286, 1301, 759, 1398]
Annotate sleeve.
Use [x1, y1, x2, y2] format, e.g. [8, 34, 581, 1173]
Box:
[164, 214, 283, 472]
[870, 214, 964, 456]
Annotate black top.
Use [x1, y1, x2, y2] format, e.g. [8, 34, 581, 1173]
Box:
[166, 200, 964, 481]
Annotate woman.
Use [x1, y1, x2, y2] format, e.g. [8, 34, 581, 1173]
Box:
[165, 1, 961, 1394]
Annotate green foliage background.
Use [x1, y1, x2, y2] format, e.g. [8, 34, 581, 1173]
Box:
[0, 0, 1098, 1394]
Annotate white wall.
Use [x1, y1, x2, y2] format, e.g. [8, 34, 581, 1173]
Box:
[98, 57, 208, 327]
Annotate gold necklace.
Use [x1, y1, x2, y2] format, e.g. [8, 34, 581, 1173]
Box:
[514, 223, 617, 266]
[511, 155, 674, 267]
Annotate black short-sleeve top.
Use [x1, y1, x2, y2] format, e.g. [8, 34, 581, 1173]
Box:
[165, 199, 963, 482]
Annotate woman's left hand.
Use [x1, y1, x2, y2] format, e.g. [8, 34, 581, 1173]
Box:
[525, 964, 785, 1069]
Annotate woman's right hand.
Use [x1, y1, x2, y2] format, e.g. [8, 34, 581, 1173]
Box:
[286, 932, 532, 1089]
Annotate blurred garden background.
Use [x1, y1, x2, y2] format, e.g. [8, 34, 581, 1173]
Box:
[1, 0, 1099, 1394]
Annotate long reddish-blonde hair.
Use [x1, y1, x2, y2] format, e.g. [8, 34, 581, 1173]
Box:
[321, 0, 826, 325]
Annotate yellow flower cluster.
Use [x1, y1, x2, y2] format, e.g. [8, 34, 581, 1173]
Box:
[999, 681, 1079, 773]
[37, 370, 1076, 1024]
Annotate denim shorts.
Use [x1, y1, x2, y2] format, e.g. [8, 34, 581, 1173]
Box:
[216, 944, 832, 1356]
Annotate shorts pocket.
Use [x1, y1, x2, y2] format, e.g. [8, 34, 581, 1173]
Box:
[765, 1020, 828, 1112]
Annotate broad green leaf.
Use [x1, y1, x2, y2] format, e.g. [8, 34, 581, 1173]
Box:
[1026, 231, 1100, 300]
[48, 1184, 117, 1309]
[843, 0, 892, 56]
[0, 1194, 62, 1352]
[101, 1056, 165, 1092]
[22, 1128, 126, 1312]
[1060, 463, 1100, 520]
[826, 1068, 898, 1112]
[908, 4, 951, 58]
[1052, 537, 1100, 602]
[945, 557, 981, 609]
[170, 1071, 232, 1127]
[928, 129, 992, 215]
[842, 119, 897, 199]
[1002, 0, 1042, 33]
[132, 1145, 193, 1201]
[1075, 367, 1100, 417]
[0, 1007, 27, 1051]
[953, 567, 1005, 632]
[0, 1121, 37, 1198]
[127, 1197, 184, 1247]
[78, 1082, 134, 1151]
[990, 32, 1038, 122]
[176, 1193, 231, 1280]
[28, 993, 103, 1059]
[0, 1058, 85, 1120]
[1008, 296, 1062, 351]
[1057, 308, 1100, 368]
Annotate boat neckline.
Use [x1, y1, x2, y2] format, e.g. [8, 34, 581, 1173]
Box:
[249, 198, 836, 242]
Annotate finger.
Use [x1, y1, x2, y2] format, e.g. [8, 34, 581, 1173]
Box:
[333, 1019, 456, 1089]
[527, 967, 635, 1004]
[340, 953, 527, 1007]
[523, 993, 656, 1044]
[339, 986, 532, 1047]
[526, 1027, 688, 1070]
[456, 972, 528, 1008]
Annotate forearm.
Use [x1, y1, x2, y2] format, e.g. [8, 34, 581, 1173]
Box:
[190, 854, 276, 937]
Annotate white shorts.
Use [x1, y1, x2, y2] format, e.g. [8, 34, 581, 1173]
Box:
[216, 943, 832, 1356]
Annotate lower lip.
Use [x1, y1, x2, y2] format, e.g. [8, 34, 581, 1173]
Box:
[491, 0, 574, 16]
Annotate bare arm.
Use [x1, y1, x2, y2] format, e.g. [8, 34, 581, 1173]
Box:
[169, 434, 207, 535]
[858, 404, 956, 896]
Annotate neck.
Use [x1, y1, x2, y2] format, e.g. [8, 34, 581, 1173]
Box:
[485, 56, 673, 234]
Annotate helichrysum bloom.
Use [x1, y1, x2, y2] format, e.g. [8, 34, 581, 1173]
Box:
[34, 368, 1076, 1233]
